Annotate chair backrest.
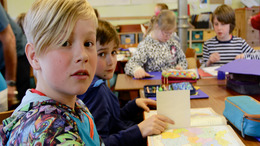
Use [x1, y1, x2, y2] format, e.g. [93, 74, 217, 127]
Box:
[185, 48, 196, 58]
[185, 48, 197, 69]
[0, 110, 14, 124]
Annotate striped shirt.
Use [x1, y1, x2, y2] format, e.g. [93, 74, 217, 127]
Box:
[202, 36, 255, 66]
[244, 51, 260, 60]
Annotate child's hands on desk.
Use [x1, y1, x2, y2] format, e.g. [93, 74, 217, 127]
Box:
[175, 65, 183, 70]
[235, 53, 245, 59]
[133, 68, 151, 79]
[138, 115, 175, 137]
[136, 98, 156, 112]
[207, 52, 220, 66]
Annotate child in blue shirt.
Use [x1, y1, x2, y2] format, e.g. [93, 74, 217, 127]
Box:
[0, 0, 102, 145]
[78, 19, 174, 146]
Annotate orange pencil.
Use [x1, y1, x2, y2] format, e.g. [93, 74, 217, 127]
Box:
[146, 86, 150, 93]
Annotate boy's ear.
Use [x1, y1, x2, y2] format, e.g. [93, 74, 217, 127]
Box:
[25, 43, 41, 70]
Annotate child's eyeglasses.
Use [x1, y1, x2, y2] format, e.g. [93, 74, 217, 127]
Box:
[161, 30, 173, 37]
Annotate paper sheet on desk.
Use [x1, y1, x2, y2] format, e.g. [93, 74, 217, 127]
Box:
[201, 66, 221, 76]
[157, 90, 190, 129]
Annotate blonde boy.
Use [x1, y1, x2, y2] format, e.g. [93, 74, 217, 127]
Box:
[0, 0, 102, 145]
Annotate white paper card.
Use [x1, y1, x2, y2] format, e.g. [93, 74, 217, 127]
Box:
[157, 90, 190, 129]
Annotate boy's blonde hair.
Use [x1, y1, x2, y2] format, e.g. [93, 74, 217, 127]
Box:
[212, 4, 235, 33]
[96, 19, 119, 48]
[24, 0, 97, 56]
[146, 10, 176, 36]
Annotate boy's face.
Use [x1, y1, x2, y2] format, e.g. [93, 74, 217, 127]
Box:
[213, 17, 231, 41]
[95, 40, 117, 80]
[37, 19, 97, 99]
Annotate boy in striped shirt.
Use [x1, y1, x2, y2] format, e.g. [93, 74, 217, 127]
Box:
[202, 4, 255, 67]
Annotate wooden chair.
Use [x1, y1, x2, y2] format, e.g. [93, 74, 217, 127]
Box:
[0, 110, 14, 124]
[185, 48, 197, 69]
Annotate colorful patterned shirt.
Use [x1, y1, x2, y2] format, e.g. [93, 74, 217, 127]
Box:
[0, 90, 102, 146]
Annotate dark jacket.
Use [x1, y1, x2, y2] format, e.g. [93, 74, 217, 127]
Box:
[78, 76, 145, 146]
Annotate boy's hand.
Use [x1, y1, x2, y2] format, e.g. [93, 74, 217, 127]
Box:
[138, 114, 175, 137]
[136, 98, 156, 112]
[235, 54, 245, 59]
[207, 52, 220, 66]
[134, 68, 150, 79]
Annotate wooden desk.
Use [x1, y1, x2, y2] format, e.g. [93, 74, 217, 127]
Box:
[115, 74, 161, 99]
[195, 77, 226, 86]
[115, 73, 226, 99]
[140, 85, 260, 114]
[139, 85, 260, 145]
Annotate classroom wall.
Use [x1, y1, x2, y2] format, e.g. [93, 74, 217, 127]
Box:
[6, 0, 249, 26]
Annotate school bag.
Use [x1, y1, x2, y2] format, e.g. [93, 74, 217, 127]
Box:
[223, 96, 260, 137]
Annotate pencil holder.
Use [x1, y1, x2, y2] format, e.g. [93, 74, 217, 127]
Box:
[217, 71, 225, 80]
[144, 82, 196, 98]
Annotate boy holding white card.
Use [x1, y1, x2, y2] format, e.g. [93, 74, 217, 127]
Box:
[157, 90, 190, 129]
[78, 19, 174, 146]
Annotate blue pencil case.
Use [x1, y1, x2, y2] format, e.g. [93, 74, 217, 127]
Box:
[223, 96, 260, 137]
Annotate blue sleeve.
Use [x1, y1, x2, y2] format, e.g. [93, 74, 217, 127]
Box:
[78, 83, 144, 146]
[78, 85, 114, 138]
[0, 4, 9, 32]
[120, 99, 143, 120]
[102, 124, 144, 146]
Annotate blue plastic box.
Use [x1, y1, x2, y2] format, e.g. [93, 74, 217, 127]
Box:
[192, 30, 203, 40]
[120, 33, 135, 44]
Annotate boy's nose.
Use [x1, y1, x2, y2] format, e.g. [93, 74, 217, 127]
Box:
[75, 46, 88, 63]
[75, 55, 88, 63]
[106, 55, 113, 65]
